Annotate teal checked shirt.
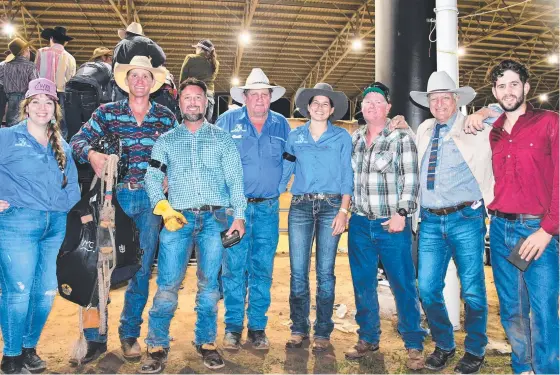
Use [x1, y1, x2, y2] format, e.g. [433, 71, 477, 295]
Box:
[145, 122, 247, 219]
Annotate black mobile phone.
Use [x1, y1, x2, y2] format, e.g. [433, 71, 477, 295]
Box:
[506, 237, 532, 272]
[221, 229, 241, 248]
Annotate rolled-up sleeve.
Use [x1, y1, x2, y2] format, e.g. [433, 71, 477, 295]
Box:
[220, 134, 246, 219]
[278, 133, 295, 194]
[340, 133, 353, 195]
[70, 108, 107, 164]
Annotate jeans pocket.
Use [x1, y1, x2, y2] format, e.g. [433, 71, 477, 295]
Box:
[521, 218, 541, 231]
[213, 209, 227, 223]
[325, 198, 341, 208]
[459, 206, 483, 220]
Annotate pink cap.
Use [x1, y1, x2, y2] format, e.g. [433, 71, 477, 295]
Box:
[25, 78, 58, 101]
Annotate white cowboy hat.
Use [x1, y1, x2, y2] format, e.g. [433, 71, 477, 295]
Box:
[118, 22, 144, 39]
[113, 56, 167, 94]
[230, 68, 285, 104]
[295, 82, 348, 121]
[410, 71, 476, 108]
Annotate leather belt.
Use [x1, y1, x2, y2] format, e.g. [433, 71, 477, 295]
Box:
[489, 209, 543, 221]
[247, 197, 276, 203]
[186, 205, 222, 213]
[118, 182, 144, 190]
[424, 201, 475, 216]
[294, 193, 342, 201]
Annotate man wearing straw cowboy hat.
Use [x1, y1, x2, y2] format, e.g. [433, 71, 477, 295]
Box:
[215, 68, 291, 350]
[36, 26, 76, 138]
[410, 71, 493, 374]
[70, 55, 178, 365]
[112, 22, 166, 101]
[64, 47, 114, 140]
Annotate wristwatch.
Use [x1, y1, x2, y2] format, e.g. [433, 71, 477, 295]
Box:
[397, 208, 408, 217]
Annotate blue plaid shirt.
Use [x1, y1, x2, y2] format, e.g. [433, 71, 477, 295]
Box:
[145, 122, 247, 219]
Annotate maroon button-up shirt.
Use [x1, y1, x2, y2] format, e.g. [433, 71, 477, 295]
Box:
[488, 103, 559, 235]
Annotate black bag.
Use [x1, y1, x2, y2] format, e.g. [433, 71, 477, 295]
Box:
[56, 180, 141, 307]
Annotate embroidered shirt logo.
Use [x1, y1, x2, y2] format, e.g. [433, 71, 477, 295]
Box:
[14, 138, 30, 147]
[231, 124, 246, 133]
[294, 133, 307, 144]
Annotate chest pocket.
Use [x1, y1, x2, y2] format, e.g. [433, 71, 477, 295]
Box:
[200, 139, 221, 169]
[268, 136, 284, 159]
[370, 151, 394, 173]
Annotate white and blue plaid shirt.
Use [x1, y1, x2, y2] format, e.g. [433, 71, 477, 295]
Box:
[145, 121, 247, 219]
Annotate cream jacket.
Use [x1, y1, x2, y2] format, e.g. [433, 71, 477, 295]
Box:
[413, 112, 495, 230]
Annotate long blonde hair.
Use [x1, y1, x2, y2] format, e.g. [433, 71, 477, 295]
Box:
[19, 96, 67, 175]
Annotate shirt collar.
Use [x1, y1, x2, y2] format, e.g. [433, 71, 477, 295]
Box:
[178, 120, 210, 134]
[437, 111, 457, 128]
[239, 106, 277, 126]
[492, 102, 535, 129]
[357, 118, 391, 140]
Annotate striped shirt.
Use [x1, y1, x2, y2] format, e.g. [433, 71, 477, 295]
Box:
[145, 122, 247, 219]
[70, 99, 178, 183]
[0, 56, 38, 94]
[36, 44, 76, 92]
[351, 121, 419, 218]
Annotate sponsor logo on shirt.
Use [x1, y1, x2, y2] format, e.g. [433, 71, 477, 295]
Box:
[294, 133, 307, 144]
[231, 124, 246, 133]
[14, 138, 31, 147]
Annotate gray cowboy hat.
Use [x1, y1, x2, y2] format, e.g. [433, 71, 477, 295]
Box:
[410, 71, 476, 108]
[295, 82, 348, 121]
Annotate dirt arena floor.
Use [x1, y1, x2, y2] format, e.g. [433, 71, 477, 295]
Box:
[3, 244, 514, 374]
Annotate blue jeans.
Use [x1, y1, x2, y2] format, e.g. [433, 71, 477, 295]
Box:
[84, 187, 161, 343]
[6, 92, 24, 127]
[0, 207, 67, 355]
[348, 214, 426, 349]
[288, 196, 341, 339]
[145, 208, 228, 347]
[223, 198, 279, 333]
[417, 205, 488, 357]
[490, 216, 559, 374]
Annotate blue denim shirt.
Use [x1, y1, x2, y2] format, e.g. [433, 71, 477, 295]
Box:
[216, 106, 291, 198]
[0, 121, 80, 212]
[279, 121, 353, 196]
[420, 112, 482, 208]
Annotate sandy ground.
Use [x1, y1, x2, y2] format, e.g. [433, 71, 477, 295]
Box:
[6, 244, 513, 374]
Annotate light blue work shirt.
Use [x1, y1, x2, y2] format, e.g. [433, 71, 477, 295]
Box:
[216, 106, 291, 199]
[420, 112, 482, 209]
[0, 121, 80, 212]
[279, 121, 353, 196]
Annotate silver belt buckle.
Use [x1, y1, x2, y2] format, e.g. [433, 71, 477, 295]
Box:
[127, 182, 135, 190]
[317, 193, 325, 200]
[367, 213, 377, 220]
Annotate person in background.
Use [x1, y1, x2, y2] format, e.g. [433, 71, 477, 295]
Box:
[279, 82, 353, 352]
[180, 39, 219, 122]
[36, 26, 76, 139]
[0, 38, 38, 126]
[0, 78, 80, 374]
[151, 71, 181, 121]
[112, 22, 166, 102]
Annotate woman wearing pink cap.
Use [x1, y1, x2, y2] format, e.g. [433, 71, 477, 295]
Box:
[0, 78, 80, 373]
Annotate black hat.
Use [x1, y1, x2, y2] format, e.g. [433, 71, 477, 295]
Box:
[41, 26, 74, 42]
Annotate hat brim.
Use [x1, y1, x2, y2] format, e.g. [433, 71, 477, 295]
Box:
[118, 29, 144, 39]
[113, 62, 167, 94]
[41, 29, 73, 41]
[230, 84, 286, 104]
[295, 87, 349, 121]
[90, 50, 113, 60]
[410, 86, 476, 108]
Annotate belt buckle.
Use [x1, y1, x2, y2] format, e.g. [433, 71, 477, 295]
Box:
[367, 213, 377, 220]
[317, 193, 325, 200]
[127, 182, 136, 191]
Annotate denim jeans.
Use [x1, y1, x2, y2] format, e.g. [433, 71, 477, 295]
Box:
[222, 198, 279, 334]
[64, 83, 99, 140]
[0, 207, 67, 355]
[288, 196, 341, 339]
[417, 204, 488, 357]
[348, 214, 426, 349]
[490, 216, 559, 374]
[145, 208, 228, 347]
[84, 187, 161, 343]
[6, 92, 24, 127]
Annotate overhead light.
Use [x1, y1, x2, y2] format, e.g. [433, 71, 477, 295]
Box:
[3, 23, 14, 37]
[457, 46, 466, 56]
[239, 31, 251, 45]
[352, 38, 363, 50]
[231, 77, 240, 86]
[539, 93, 548, 102]
[547, 54, 558, 65]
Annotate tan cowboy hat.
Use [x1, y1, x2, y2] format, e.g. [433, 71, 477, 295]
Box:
[90, 47, 113, 61]
[410, 71, 476, 108]
[230, 68, 285, 104]
[295, 82, 348, 121]
[118, 22, 144, 39]
[114, 56, 167, 94]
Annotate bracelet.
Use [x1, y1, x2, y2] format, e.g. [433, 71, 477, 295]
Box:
[339, 207, 349, 215]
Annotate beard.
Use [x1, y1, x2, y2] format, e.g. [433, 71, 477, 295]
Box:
[497, 91, 525, 112]
[182, 112, 204, 122]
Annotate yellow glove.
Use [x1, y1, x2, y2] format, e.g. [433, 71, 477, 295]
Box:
[153, 200, 187, 232]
